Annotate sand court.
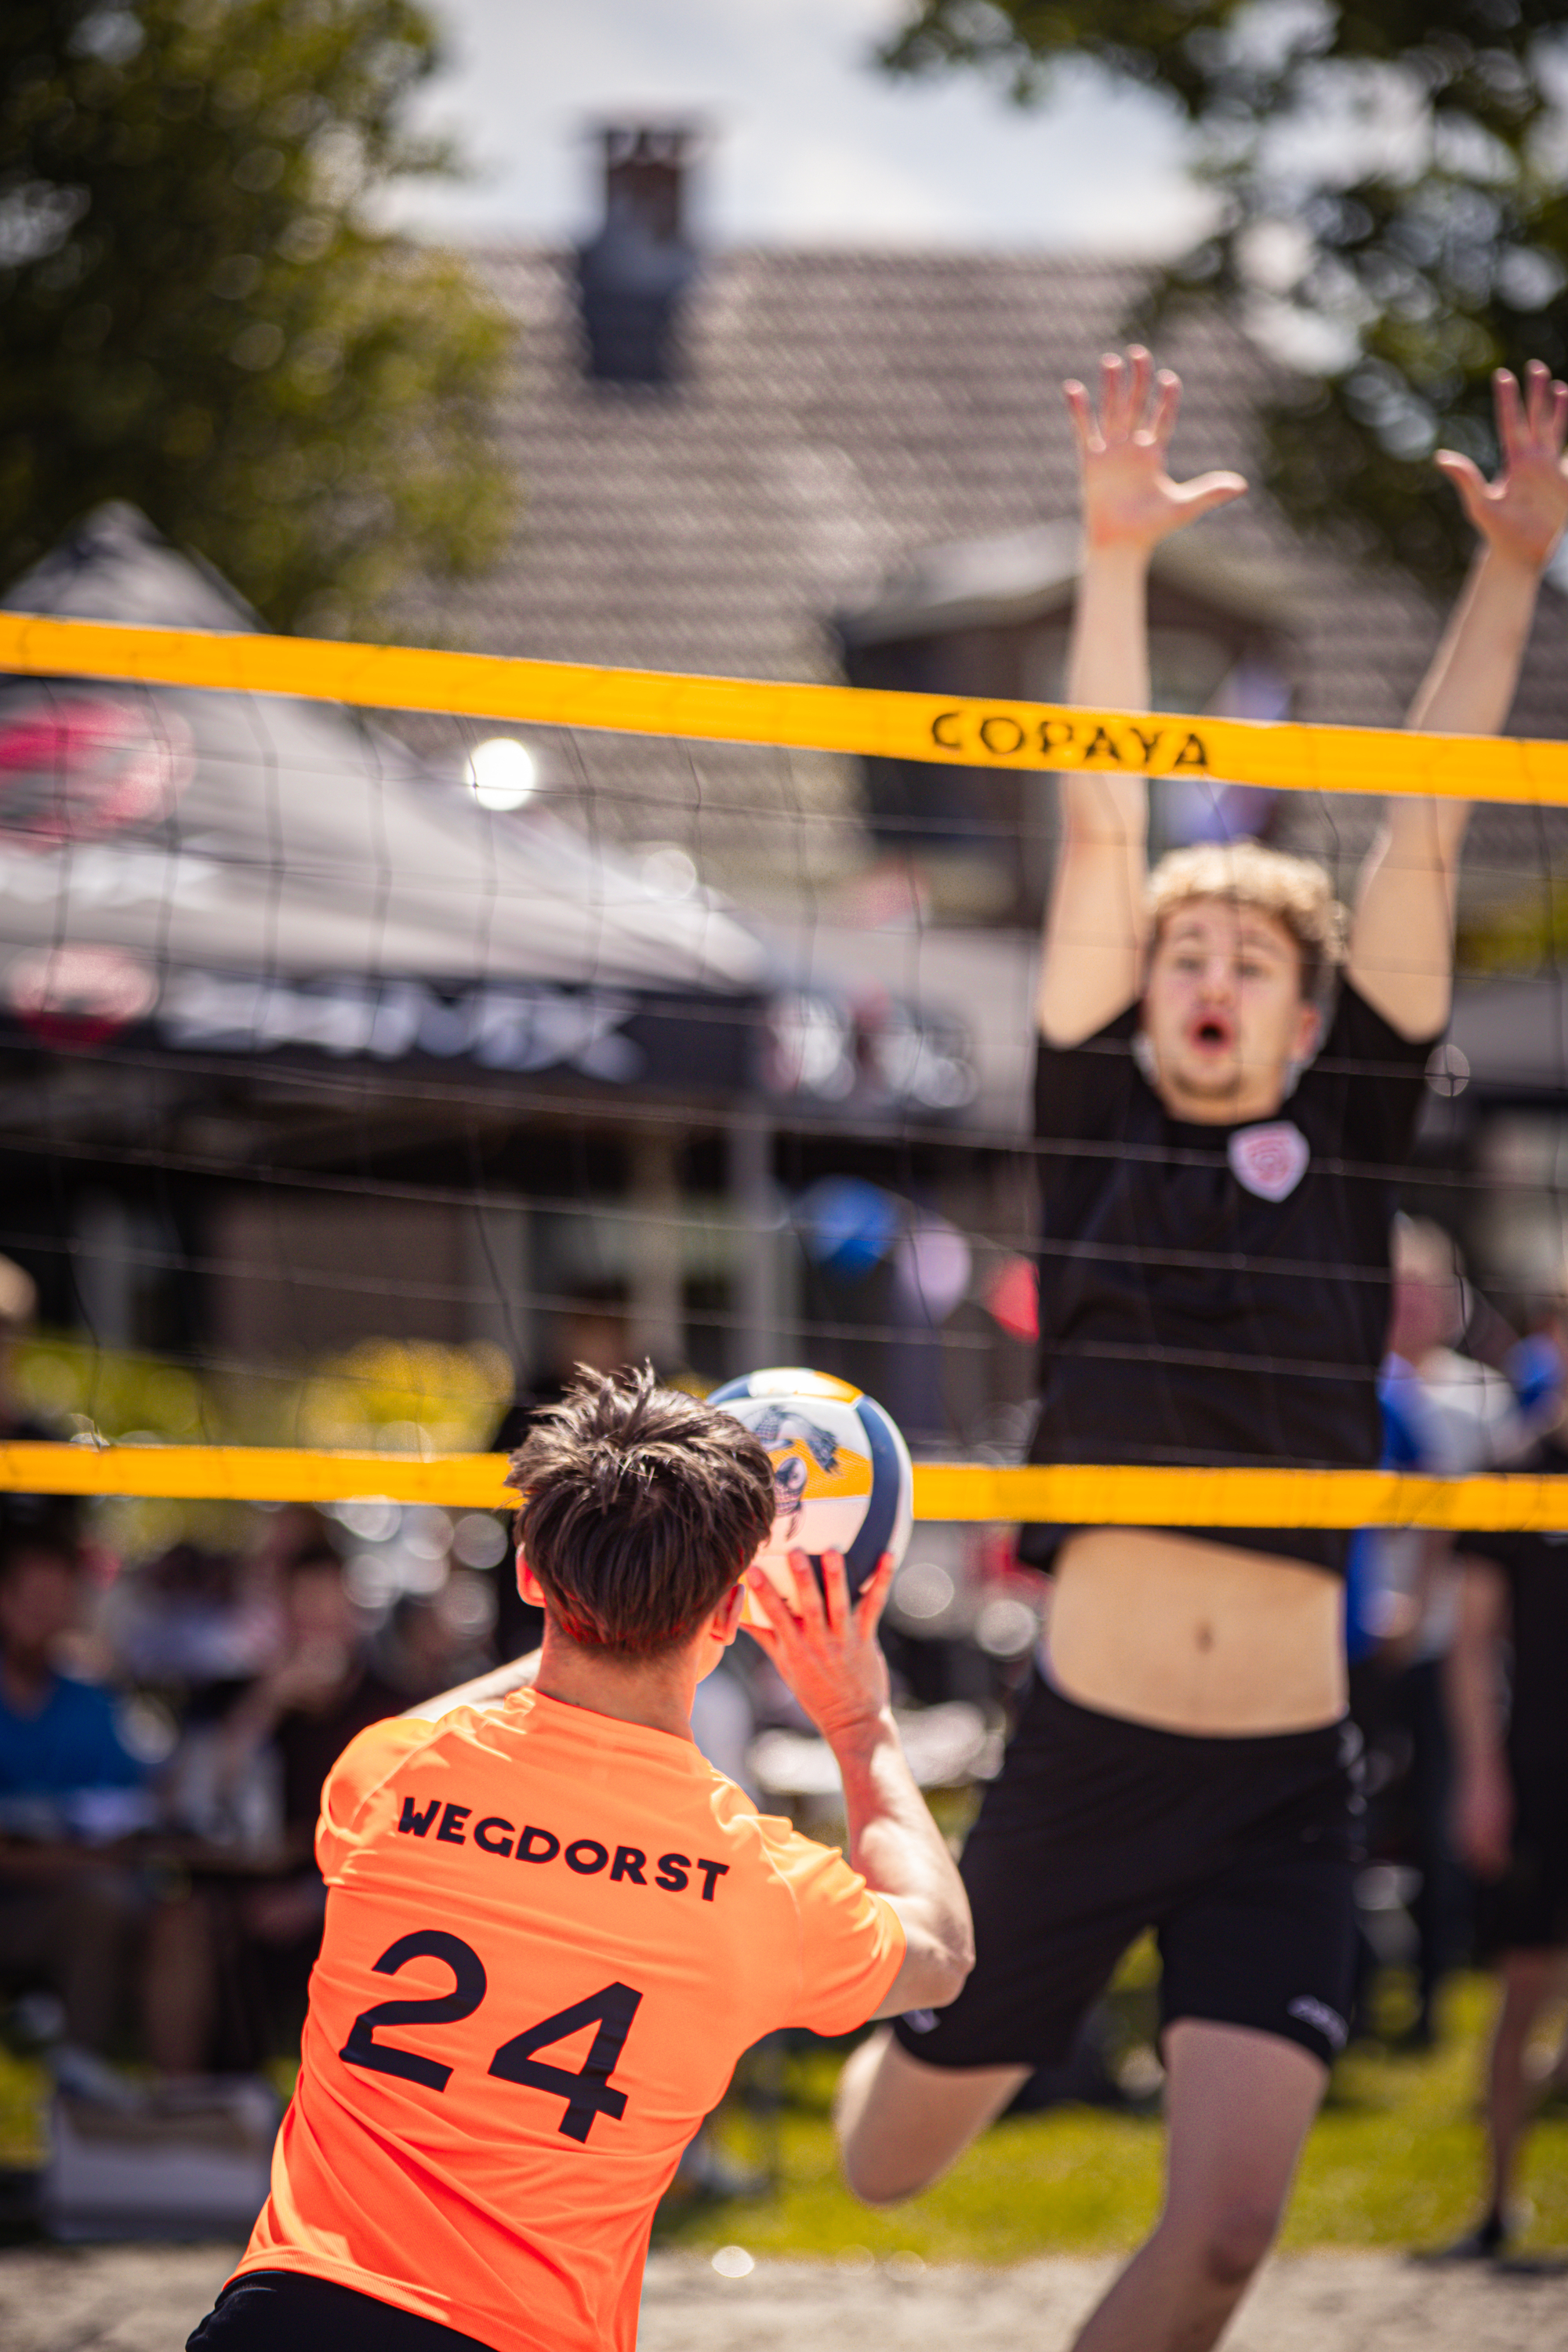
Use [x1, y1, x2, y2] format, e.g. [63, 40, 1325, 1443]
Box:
[2, 2245, 1565, 2352]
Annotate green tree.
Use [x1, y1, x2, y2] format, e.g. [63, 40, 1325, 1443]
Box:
[0, 0, 514, 631]
[880, 2, 1568, 593]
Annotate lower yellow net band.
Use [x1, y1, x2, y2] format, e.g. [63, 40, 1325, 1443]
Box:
[5, 1443, 1564, 1531]
[3, 611, 1567, 804]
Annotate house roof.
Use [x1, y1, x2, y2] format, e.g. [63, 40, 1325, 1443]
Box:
[402, 245, 1568, 921]
[841, 515, 1302, 648]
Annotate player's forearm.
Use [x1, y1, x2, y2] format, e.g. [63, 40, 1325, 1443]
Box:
[830, 1710, 972, 1976]
[1348, 797, 1465, 1036]
[1037, 543, 1149, 1036]
[1370, 791, 1469, 889]
[1069, 542, 1152, 714]
[402, 1648, 541, 1722]
[1058, 544, 1151, 848]
[1406, 545, 1542, 740]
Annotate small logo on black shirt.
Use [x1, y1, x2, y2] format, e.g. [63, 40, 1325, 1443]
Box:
[1228, 1122, 1309, 1203]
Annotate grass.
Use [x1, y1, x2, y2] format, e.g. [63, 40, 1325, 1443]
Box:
[655, 1972, 1568, 2263]
[0, 2044, 44, 2170]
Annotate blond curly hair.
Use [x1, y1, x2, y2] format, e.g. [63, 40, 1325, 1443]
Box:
[1145, 841, 1348, 1002]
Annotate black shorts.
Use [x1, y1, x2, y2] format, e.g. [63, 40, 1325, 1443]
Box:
[893, 1671, 1361, 2074]
[1475, 1749, 1568, 1956]
[188, 2271, 493, 2352]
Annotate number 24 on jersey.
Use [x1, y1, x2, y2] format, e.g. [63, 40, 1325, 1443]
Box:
[339, 1929, 643, 2146]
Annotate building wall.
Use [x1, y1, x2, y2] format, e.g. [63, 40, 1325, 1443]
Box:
[208, 1192, 472, 1363]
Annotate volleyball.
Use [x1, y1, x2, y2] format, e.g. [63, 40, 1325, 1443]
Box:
[708, 1367, 914, 1608]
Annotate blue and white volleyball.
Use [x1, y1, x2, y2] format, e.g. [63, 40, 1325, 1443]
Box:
[709, 1367, 913, 1606]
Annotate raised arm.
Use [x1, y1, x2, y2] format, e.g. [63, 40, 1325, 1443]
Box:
[744, 1552, 973, 2018]
[1349, 363, 1568, 1040]
[1037, 349, 1247, 1046]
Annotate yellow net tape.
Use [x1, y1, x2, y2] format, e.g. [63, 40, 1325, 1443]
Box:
[3, 1444, 1566, 1530]
[3, 611, 1568, 804]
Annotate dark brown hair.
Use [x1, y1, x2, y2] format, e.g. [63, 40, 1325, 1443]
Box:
[505, 1363, 775, 1661]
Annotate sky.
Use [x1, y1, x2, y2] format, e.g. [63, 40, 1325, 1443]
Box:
[395, 0, 1211, 256]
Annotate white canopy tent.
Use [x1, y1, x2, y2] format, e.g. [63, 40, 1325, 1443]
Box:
[0, 506, 769, 1094]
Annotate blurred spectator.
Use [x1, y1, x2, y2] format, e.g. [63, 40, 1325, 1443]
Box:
[247, 1504, 343, 1599]
[1438, 1299, 1568, 2262]
[0, 1254, 82, 1563]
[218, 1538, 404, 1862]
[0, 1534, 157, 2058]
[103, 1541, 276, 1692]
[208, 1541, 404, 2056]
[0, 1535, 150, 1829]
[0, 1254, 45, 1437]
[100, 1538, 283, 1856]
[376, 1588, 492, 1708]
[1349, 1221, 1543, 2045]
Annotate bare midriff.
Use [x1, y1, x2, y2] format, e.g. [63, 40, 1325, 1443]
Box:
[1044, 1527, 1348, 1737]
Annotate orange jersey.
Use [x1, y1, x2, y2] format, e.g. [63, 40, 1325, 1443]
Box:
[233, 1692, 904, 2352]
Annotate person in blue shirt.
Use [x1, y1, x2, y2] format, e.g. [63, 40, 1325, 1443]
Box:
[0, 1534, 152, 2053]
[1348, 1221, 1564, 2050]
[0, 1537, 147, 1800]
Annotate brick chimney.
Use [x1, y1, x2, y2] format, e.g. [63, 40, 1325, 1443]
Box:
[575, 124, 700, 388]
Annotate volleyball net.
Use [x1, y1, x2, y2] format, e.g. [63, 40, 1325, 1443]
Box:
[1, 607, 1566, 1535]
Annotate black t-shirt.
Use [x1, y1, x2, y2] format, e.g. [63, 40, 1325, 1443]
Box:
[1028, 981, 1436, 1573]
[1460, 1435, 1568, 1779]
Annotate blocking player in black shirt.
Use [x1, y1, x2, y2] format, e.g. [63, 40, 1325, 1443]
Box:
[1442, 1399, 1568, 2261]
[837, 349, 1568, 2352]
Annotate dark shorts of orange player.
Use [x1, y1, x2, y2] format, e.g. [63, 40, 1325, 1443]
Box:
[191, 2269, 489, 2350]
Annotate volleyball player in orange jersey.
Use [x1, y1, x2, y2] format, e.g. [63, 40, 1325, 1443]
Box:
[187, 1367, 971, 2352]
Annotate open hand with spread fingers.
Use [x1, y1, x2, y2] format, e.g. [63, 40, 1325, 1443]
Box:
[1065, 346, 1248, 557]
[1436, 360, 1568, 575]
[743, 1547, 894, 1751]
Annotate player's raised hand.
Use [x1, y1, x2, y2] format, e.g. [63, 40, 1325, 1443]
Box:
[1436, 360, 1568, 574]
[743, 1548, 893, 1749]
[1065, 347, 1247, 557]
